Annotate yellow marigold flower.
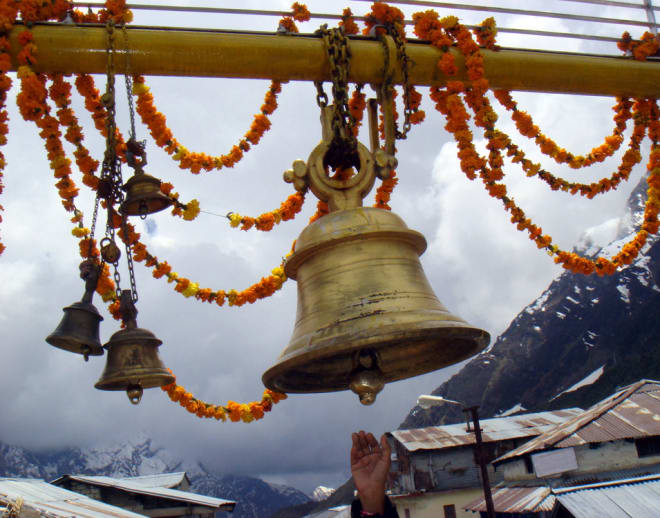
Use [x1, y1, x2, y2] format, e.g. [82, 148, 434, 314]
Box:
[132, 82, 149, 95]
[50, 156, 71, 169]
[182, 281, 199, 298]
[183, 199, 200, 221]
[229, 213, 242, 228]
[17, 65, 34, 79]
[167, 272, 179, 283]
[71, 227, 90, 238]
[271, 266, 285, 278]
[173, 146, 188, 160]
[227, 289, 238, 306]
[240, 404, 255, 423]
[101, 290, 115, 302]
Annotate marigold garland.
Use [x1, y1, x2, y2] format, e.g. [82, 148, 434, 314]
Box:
[0, 1, 15, 256]
[493, 100, 645, 198]
[340, 8, 360, 35]
[130, 2, 308, 175]
[494, 91, 633, 169]
[227, 191, 306, 231]
[618, 31, 660, 61]
[161, 374, 287, 423]
[414, 12, 660, 275]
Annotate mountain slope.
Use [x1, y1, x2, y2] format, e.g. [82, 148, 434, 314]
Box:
[0, 435, 309, 518]
[401, 175, 660, 428]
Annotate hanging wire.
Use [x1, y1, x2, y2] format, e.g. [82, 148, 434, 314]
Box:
[556, 0, 658, 9]
[352, 0, 660, 30]
[70, 1, 659, 52]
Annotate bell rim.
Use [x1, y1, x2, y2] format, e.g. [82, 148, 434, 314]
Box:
[262, 323, 490, 394]
[46, 337, 104, 356]
[94, 370, 175, 391]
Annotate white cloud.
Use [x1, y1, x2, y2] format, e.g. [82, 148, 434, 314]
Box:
[0, 0, 655, 495]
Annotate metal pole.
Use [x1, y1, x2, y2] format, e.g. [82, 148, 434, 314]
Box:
[6, 24, 660, 97]
[645, 0, 658, 36]
[465, 406, 495, 518]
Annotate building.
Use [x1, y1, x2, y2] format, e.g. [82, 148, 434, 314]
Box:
[465, 379, 660, 516]
[51, 472, 235, 517]
[0, 478, 149, 518]
[386, 408, 581, 518]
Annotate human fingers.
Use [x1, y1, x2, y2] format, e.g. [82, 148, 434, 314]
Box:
[380, 434, 391, 455]
[357, 430, 370, 454]
[366, 432, 380, 452]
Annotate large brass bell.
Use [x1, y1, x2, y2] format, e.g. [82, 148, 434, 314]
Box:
[46, 260, 104, 361]
[119, 139, 172, 217]
[263, 107, 490, 405]
[95, 291, 174, 404]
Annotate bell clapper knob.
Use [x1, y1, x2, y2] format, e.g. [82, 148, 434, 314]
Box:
[126, 383, 143, 405]
[82, 345, 91, 362]
[349, 350, 385, 405]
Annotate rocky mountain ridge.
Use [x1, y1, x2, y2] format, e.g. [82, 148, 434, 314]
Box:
[401, 174, 660, 428]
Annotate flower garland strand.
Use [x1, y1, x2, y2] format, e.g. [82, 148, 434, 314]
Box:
[15, 30, 118, 301]
[12, 0, 289, 421]
[0, 0, 17, 256]
[413, 11, 660, 275]
[494, 99, 645, 198]
[227, 191, 306, 231]
[493, 91, 633, 169]
[130, 2, 309, 175]
[132, 76, 282, 174]
[161, 375, 287, 423]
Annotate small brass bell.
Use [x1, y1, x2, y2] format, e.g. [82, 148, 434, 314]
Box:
[119, 139, 172, 217]
[95, 290, 174, 404]
[46, 260, 104, 361]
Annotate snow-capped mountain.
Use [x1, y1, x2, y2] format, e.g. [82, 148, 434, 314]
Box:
[402, 173, 660, 428]
[311, 485, 335, 501]
[0, 434, 310, 518]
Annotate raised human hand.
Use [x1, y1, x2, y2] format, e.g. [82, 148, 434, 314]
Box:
[351, 431, 391, 514]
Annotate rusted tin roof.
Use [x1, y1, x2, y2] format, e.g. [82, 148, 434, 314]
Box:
[0, 478, 148, 518]
[390, 409, 581, 452]
[464, 486, 555, 513]
[495, 380, 660, 464]
[52, 474, 235, 511]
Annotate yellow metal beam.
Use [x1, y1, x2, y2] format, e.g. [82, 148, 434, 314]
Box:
[9, 24, 660, 97]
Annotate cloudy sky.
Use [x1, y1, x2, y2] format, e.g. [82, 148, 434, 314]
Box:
[0, 0, 656, 494]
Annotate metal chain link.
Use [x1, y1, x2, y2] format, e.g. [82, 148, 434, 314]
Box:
[383, 24, 415, 139]
[87, 196, 100, 258]
[101, 21, 139, 303]
[314, 80, 328, 108]
[121, 24, 138, 141]
[315, 25, 359, 169]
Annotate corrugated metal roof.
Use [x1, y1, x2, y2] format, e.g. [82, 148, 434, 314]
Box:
[118, 472, 188, 489]
[54, 475, 234, 510]
[0, 478, 148, 518]
[463, 486, 556, 513]
[555, 474, 660, 517]
[496, 380, 660, 464]
[303, 505, 351, 518]
[391, 409, 581, 452]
